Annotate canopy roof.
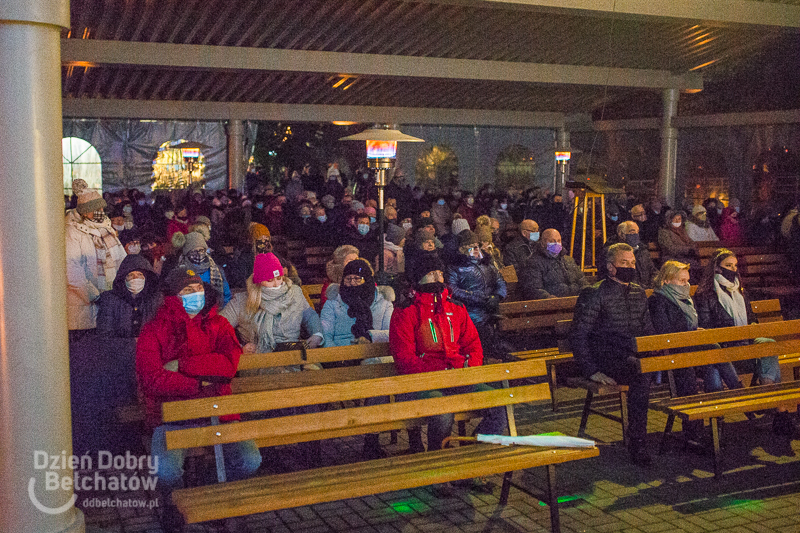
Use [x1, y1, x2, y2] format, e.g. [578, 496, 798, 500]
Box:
[62, 0, 800, 125]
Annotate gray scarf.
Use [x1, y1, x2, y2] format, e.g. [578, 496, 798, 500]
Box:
[656, 283, 698, 330]
[251, 283, 305, 352]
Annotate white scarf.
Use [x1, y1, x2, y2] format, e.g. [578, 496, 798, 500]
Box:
[67, 211, 126, 290]
[713, 274, 748, 326]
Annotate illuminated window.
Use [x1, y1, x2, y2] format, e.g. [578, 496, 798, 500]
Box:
[683, 152, 730, 207]
[415, 144, 459, 187]
[151, 140, 207, 190]
[495, 145, 535, 190]
[63, 137, 102, 194]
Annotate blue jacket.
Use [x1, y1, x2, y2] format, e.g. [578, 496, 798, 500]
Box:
[321, 285, 394, 347]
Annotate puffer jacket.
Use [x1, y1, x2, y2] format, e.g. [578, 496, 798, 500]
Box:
[96, 254, 163, 338]
[503, 235, 535, 269]
[570, 279, 653, 378]
[519, 246, 588, 300]
[390, 288, 483, 374]
[321, 285, 394, 346]
[447, 253, 507, 325]
[135, 286, 242, 431]
[597, 235, 657, 289]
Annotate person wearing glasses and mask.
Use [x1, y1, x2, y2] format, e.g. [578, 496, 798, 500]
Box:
[173, 231, 231, 306]
[519, 228, 587, 300]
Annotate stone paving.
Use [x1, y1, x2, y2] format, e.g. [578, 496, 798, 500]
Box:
[82, 386, 800, 533]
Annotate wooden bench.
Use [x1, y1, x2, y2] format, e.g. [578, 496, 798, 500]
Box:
[163, 359, 599, 532]
[300, 283, 324, 312]
[633, 319, 800, 476]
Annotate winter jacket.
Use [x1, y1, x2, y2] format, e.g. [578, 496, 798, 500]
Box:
[65, 209, 127, 330]
[685, 221, 719, 242]
[96, 254, 163, 338]
[695, 285, 756, 335]
[519, 246, 588, 300]
[321, 285, 394, 347]
[389, 288, 483, 374]
[447, 254, 507, 325]
[503, 235, 535, 270]
[719, 211, 745, 245]
[648, 291, 696, 336]
[213, 248, 254, 290]
[166, 218, 189, 241]
[570, 279, 653, 378]
[135, 288, 242, 430]
[597, 235, 657, 289]
[658, 227, 696, 263]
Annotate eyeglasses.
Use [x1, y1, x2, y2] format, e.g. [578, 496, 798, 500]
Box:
[343, 275, 365, 286]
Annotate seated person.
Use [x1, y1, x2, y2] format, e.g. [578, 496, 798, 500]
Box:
[685, 205, 719, 242]
[136, 267, 261, 532]
[598, 221, 656, 288]
[322, 245, 360, 308]
[97, 254, 163, 338]
[503, 219, 539, 269]
[519, 229, 588, 300]
[390, 254, 507, 455]
[571, 243, 654, 465]
[658, 210, 701, 279]
[173, 231, 232, 306]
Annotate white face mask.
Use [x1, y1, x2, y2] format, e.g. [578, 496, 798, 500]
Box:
[113, 224, 125, 231]
[127, 244, 141, 255]
[125, 278, 145, 295]
[671, 221, 682, 228]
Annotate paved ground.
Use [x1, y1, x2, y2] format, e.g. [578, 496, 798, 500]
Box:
[80, 381, 800, 533]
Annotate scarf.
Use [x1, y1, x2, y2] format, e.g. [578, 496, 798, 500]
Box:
[714, 274, 748, 326]
[655, 284, 698, 330]
[69, 212, 125, 290]
[179, 253, 224, 297]
[340, 283, 375, 342]
[249, 281, 305, 352]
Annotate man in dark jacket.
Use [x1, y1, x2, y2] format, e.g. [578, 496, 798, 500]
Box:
[598, 221, 656, 288]
[519, 229, 588, 300]
[96, 254, 163, 338]
[570, 243, 654, 465]
[503, 219, 539, 270]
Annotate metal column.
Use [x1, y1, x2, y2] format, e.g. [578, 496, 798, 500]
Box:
[0, 0, 85, 532]
[556, 127, 570, 195]
[227, 119, 246, 191]
[659, 88, 679, 208]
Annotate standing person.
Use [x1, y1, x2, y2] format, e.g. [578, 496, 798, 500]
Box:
[96, 254, 163, 338]
[693, 249, 792, 434]
[519, 228, 587, 300]
[598, 221, 656, 288]
[571, 243, 655, 465]
[66, 182, 127, 337]
[390, 254, 507, 455]
[136, 267, 261, 532]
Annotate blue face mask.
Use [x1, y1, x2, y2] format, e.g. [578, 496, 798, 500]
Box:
[529, 231, 540, 242]
[255, 203, 264, 209]
[437, 199, 445, 206]
[610, 215, 618, 221]
[301, 213, 310, 219]
[358, 224, 370, 235]
[317, 215, 327, 223]
[370, 217, 376, 224]
[181, 291, 205, 315]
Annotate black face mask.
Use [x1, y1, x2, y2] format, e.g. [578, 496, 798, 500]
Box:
[186, 250, 209, 266]
[719, 266, 738, 283]
[255, 241, 272, 254]
[417, 282, 445, 294]
[613, 266, 637, 283]
[624, 233, 641, 247]
[340, 282, 375, 308]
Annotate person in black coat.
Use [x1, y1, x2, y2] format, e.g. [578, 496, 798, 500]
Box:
[96, 254, 163, 338]
[571, 243, 654, 465]
[598, 221, 657, 288]
[519, 229, 588, 300]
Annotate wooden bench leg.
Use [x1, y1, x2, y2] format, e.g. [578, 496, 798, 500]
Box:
[389, 430, 398, 445]
[659, 414, 675, 455]
[578, 390, 594, 438]
[499, 471, 513, 505]
[458, 421, 467, 437]
[548, 363, 559, 412]
[794, 366, 800, 381]
[546, 464, 561, 533]
[619, 390, 629, 447]
[711, 417, 722, 478]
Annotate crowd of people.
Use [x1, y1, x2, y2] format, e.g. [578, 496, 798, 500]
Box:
[64, 165, 800, 531]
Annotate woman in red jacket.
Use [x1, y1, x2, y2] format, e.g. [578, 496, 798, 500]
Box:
[390, 254, 507, 453]
[136, 267, 261, 530]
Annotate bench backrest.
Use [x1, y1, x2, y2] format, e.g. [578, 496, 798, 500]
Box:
[163, 359, 549, 450]
[498, 296, 578, 332]
[237, 342, 391, 371]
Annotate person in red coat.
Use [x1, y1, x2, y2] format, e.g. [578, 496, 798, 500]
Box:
[390, 254, 507, 454]
[136, 267, 261, 530]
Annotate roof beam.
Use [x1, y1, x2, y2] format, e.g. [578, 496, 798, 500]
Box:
[61, 39, 702, 90]
[438, 0, 800, 28]
[62, 98, 566, 128]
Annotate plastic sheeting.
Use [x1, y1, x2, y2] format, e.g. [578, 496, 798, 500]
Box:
[62, 119, 257, 192]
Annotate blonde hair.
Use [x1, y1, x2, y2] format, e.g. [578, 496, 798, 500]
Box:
[243, 274, 291, 316]
[654, 260, 690, 288]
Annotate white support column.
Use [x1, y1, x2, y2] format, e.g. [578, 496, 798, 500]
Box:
[659, 88, 679, 207]
[0, 1, 85, 532]
[227, 119, 246, 191]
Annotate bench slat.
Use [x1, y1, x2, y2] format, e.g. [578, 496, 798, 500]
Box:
[238, 343, 391, 370]
[231, 363, 397, 393]
[654, 382, 800, 420]
[499, 312, 575, 331]
[164, 359, 546, 422]
[499, 296, 578, 315]
[172, 443, 599, 523]
[751, 299, 781, 314]
[636, 339, 800, 374]
[635, 319, 800, 352]
[166, 382, 550, 450]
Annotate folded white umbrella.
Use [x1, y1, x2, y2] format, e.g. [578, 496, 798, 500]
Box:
[476, 434, 596, 448]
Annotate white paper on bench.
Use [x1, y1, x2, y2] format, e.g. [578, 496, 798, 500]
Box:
[477, 434, 596, 448]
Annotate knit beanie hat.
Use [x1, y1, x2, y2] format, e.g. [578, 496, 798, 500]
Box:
[253, 252, 284, 283]
[351, 201, 365, 212]
[692, 205, 706, 216]
[364, 206, 377, 218]
[408, 253, 445, 286]
[476, 225, 493, 244]
[194, 215, 211, 227]
[250, 222, 271, 241]
[76, 188, 107, 215]
[458, 230, 480, 249]
[451, 218, 470, 235]
[182, 231, 207, 254]
[385, 205, 398, 220]
[164, 266, 203, 296]
[342, 258, 374, 281]
[415, 227, 436, 247]
[385, 223, 405, 246]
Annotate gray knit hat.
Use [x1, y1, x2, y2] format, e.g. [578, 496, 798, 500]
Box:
[182, 231, 207, 254]
[385, 223, 406, 246]
[451, 218, 470, 235]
